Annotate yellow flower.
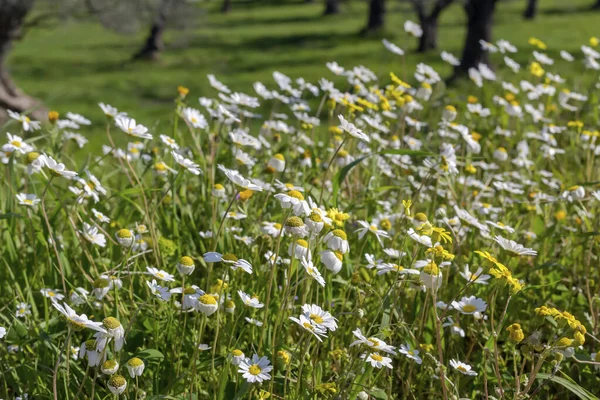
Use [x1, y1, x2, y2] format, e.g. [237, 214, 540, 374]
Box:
[327, 208, 350, 227]
[528, 37, 547, 50]
[506, 323, 525, 343]
[402, 199, 412, 217]
[590, 37, 599, 47]
[529, 61, 545, 77]
[177, 86, 189, 97]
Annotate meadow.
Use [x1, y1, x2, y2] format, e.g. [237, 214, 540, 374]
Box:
[2, 0, 600, 399]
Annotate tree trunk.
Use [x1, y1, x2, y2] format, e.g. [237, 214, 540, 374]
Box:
[454, 0, 497, 75]
[133, 0, 179, 61]
[417, 18, 438, 52]
[413, 0, 453, 53]
[221, 0, 232, 13]
[323, 0, 339, 15]
[523, 0, 537, 19]
[0, 0, 46, 121]
[362, 0, 385, 33]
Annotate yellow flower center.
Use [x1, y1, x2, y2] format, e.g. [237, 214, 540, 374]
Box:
[199, 294, 217, 305]
[310, 314, 323, 324]
[371, 353, 383, 361]
[462, 304, 477, 313]
[249, 364, 262, 375]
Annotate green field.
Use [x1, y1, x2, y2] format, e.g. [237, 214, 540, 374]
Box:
[10, 0, 600, 127]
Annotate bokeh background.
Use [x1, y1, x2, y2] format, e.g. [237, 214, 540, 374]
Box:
[3, 0, 600, 127]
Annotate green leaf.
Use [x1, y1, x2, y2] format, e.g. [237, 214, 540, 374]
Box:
[0, 213, 24, 220]
[137, 349, 165, 361]
[331, 155, 370, 207]
[536, 373, 599, 400]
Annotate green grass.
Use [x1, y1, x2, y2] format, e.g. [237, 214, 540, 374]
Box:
[9, 0, 600, 128]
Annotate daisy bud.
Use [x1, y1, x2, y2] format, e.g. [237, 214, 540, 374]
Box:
[48, 111, 59, 123]
[284, 216, 308, 238]
[276, 349, 291, 369]
[92, 278, 110, 300]
[288, 239, 311, 260]
[126, 357, 145, 378]
[103, 317, 125, 351]
[196, 294, 218, 316]
[322, 229, 349, 254]
[305, 212, 325, 234]
[267, 154, 286, 172]
[177, 256, 195, 276]
[320, 250, 343, 274]
[115, 229, 134, 247]
[230, 349, 245, 365]
[107, 374, 127, 395]
[225, 300, 236, 314]
[101, 359, 119, 375]
[212, 184, 226, 198]
[442, 105, 457, 122]
[177, 85, 189, 98]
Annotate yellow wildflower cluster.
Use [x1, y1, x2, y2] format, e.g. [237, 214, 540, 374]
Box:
[534, 306, 587, 346]
[475, 250, 524, 294]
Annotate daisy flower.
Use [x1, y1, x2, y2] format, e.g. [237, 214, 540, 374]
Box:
[364, 352, 393, 369]
[451, 296, 487, 315]
[115, 116, 152, 139]
[146, 280, 172, 301]
[289, 314, 327, 342]
[459, 265, 490, 285]
[407, 228, 433, 247]
[355, 221, 390, 245]
[43, 155, 78, 179]
[493, 235, 537, 256]
[238, 354, 272, 384]
[7, 110, 41, 131]
[15, 193, 40, 207]
[245, 317, 263, 327]
[301, 257, 326, 287]
[404, 20, 423, 37]
[52, 302, 106, 332]
[399, 344, 422, 364]
[320, 250, 343, 274]
[323, 229, 349, 254]
[350, 328, 396, 354]
[450, 359, 477, 376]
[172, 151, 202, 175]
[92, 209, 110, 223]
[338, 115, 370, 142]
[80, 223, 106, 247]
[301, 303, 337, 331]
[5, 133, 33, 154]
[146, 266, 175, 282]
[40, 288, 65, 303]
[218, 165, 263, 191]
[238, 291, 264, 308]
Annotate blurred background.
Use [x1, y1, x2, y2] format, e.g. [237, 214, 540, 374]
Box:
[1, 0, 599, 127]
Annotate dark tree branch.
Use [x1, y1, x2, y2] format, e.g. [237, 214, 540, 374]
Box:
[523, 0, 538, 19]
[452, 0, 498, 78]
[361, 0, 385, 34]
[412, 0, 454, 52]
[324, 0, 340, 15]
[0, 0, 47, 120]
